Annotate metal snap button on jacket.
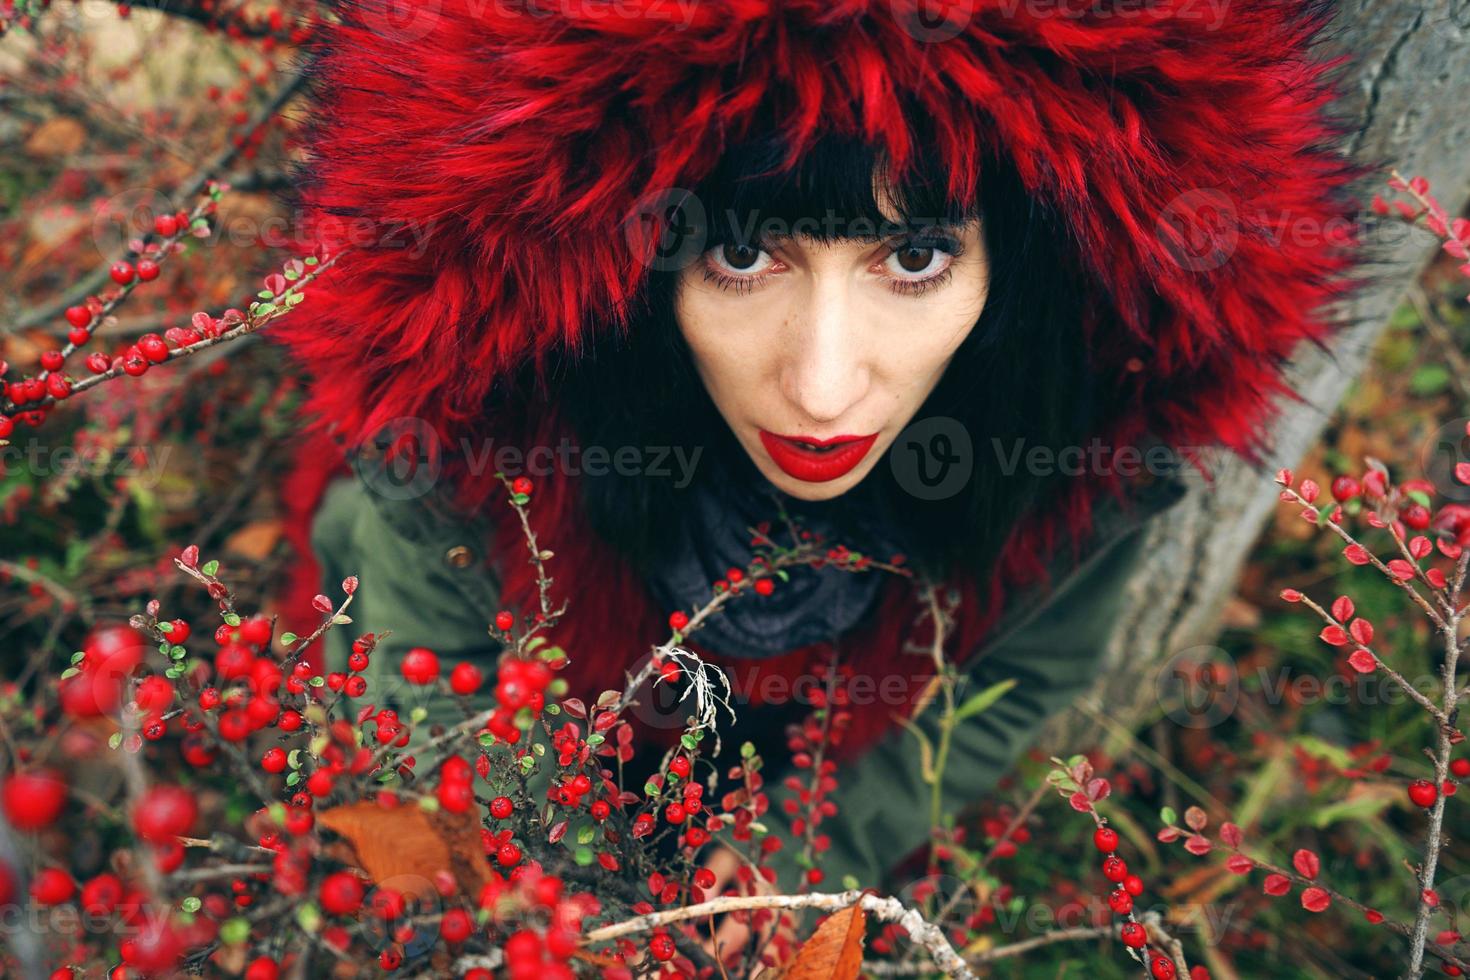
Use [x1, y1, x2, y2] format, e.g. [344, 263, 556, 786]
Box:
[444, 545, 475, 569]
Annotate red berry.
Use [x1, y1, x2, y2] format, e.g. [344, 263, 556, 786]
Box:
[154, 214, 179, 237]
[754, 577, 775, 596]
[495, 610, 515, 632]
[1124, 874, 1145, 897]
[590, 800, 610, 822]
[1152, 954, 1177, 979]
[1120, 921, 1147, 948]
[261, 748, 288, 774]
[136, 259, 160, 282]
[497, 842, 522, 867]
[65, 305, 92, 328]
[319, 871, 365, 916]
[137, 334, 170, 363]
[401, 647, 440, 685]
[244, 957, 280, 980]
[490, 796, 513, 819]
[450, 662, 484, 696]
[669, 755, 692, 779]
[439, 907, 473, 943]
[1331, 475, 1360, 501]
[1102, 855, 1128, 882]
[1409, 779, 1439, 808]
[665, 802, 687, 824]
[110, 261, 136, 285]
[306, 770, 334, 797]
[1093, 826, 1119, 853]
[1107, 889, 1133, 915]
[2, 770, 68, 831]
[31, 868, 76, 905]
[1451, 759, 1470, 779]
[648, 932, 676, 962]
[132, 785, 198, 843]
[511, 476, 533, 497]
[668, 611, 689, 632]
[378, 947, 402, 970]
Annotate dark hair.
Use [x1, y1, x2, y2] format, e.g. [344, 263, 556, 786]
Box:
[531, 133, 1094, 583]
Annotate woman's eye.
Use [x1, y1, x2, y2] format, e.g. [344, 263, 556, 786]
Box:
[712, 243, 772, 275]
[884, 244, 948, 279]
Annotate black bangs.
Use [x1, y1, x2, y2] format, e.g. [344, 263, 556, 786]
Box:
[524, 133, 1095, 588]
[693, 133, 980, 248]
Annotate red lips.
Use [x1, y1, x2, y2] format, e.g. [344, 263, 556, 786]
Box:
[758, 431, 880, 483]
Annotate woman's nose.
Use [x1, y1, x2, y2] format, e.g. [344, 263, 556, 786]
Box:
[779, 279, 873, 426]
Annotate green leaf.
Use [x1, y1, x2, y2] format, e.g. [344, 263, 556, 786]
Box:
[574, 846, 593, 866]
[165, 666, 183, 679]
[953, 678, 1018, 722]
[305, 255, 319, 266]
[60, 667, 80, 681]
[680, 733, 698, 750]
[585, 734, 605, 747]
[544, 703, 561, 715]
[1160, 806, 1177, 826]
[223, 613, 241, 627]
[741, 741, 755, 759]
[284, 267, 300, 281]
[296, 902, 322, 934]
[201, 560, 219, 577]
[410, 706, 428, 724]
[520, 755, 535, 772]
[478, 733, 496, 748]
[108, 732, 122, 750]
[220, 917, 251, 945]
[255, 302, 277, 317]
[895, 715, 935, 784]
[1410, 364, 1451, 396]
[70, 651, 86, 664]
[181, 896, 202, 914]
[286, 772, 300, 786]
[331, 613, 353, 625]
[280, 632, 298, 646]
[158, 622, 174, 634]
[644, 781, 660, 797]
[577, 824, 596, 845]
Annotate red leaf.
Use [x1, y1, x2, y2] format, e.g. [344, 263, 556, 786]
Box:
[548, 820, 568, 844]
[1348, 649, 1377, 674]
[1280, 589, 1303, 603]
[1068, 792, 1092, 813]
[1275, 469, 1293, 486]
[1301, 887, 1331, 912]
[1087, 777, 1111, 802]
[1157, 827, 1181, 843]
[180, 545, 199, 568]
[1330, 595, 1354, 621]
[312, 594, 333, 613]
[1293, 848, 1320, 879]
[561, 698, 587, 719]
[1349, 618, 1374, 645]
[1263, 874, 1291, 896]
[342, 576, 359, 596]
[1344, 545, 1371, 565]
[1409, 536, 1432, 559]
[1387, 559, 1416, 581]
[1455, 462, 1470, 486]
[1220, 822, 1243, 848]
[1319, 625, 1349, 646]
[1184, 835, 1212, 856]
[1225, 854, 1253, 874]
[1428, 568, 1448, 589]
[1184, 806, 1208, 832]
[1300, 479, 1320, 503]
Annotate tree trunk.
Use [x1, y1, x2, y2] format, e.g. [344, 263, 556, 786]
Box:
[1040, 0, 1470, 752]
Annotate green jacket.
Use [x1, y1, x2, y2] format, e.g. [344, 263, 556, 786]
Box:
[308, 449, 1187, 889]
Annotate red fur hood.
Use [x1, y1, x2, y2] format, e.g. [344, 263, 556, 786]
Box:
[275, 0, 1371, 467]
[273, 0, 1375, 747]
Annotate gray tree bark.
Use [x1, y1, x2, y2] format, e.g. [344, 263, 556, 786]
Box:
[1041, 0, 1470, 752]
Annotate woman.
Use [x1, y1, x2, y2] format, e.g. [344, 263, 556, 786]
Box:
[275, 0, 1372, 891]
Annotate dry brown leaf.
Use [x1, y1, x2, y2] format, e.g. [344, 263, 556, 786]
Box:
[223, 519, 283, 561]
[317, 800, 491, 901]
[25, 117, 85, 157]
[778, 904, 865, 980]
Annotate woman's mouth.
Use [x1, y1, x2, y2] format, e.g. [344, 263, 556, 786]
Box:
[757, 430, 880, 483]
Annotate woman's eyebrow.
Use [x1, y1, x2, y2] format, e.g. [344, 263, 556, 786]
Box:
[752, 217, 977, 247]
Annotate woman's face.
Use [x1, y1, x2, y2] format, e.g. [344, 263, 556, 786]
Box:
[675, 212, 990, 501]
